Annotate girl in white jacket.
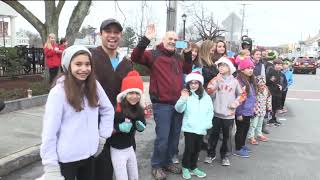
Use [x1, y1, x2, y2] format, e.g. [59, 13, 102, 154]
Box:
[40, 45, 114, 180]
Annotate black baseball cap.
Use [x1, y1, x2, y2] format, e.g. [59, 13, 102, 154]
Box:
[100, 18, 123, 32]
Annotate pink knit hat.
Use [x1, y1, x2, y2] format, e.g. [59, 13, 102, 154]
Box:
[238, 57, 254, 70]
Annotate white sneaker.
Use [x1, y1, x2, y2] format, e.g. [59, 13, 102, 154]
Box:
[204, 156, 216, 164]
[172, 155, 179, 164]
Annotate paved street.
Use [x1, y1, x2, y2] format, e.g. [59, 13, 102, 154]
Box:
[2, 74, 320, 180]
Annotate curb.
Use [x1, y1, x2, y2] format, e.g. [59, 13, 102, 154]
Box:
[0, 145, 41, 177]
[1, 95, 48, 114]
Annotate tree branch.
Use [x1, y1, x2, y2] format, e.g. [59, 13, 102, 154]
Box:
[56, 0, 66, 16]
[65, 0, 92, 45]
[3, 0, 45, 37]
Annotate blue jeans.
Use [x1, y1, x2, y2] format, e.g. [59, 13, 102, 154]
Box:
[151, 103, 183, 168]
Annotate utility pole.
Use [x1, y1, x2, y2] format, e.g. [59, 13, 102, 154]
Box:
[240, 3, 250, 38]
[166, 0, 177, 31]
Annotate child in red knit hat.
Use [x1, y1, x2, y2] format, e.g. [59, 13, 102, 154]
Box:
[109, 70, 147, 180]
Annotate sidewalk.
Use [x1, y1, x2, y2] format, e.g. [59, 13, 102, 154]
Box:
[0, 82, 153, 177]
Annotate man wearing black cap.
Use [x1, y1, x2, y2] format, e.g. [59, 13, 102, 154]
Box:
[90, 18, 133, 180]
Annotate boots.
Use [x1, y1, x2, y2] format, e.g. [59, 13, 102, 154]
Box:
[262, 120, 270, 134]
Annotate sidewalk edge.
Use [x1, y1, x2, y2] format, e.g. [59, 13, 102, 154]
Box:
[0, 145, 41, 177]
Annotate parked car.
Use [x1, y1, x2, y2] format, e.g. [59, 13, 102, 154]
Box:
[292, 56, 318, 74]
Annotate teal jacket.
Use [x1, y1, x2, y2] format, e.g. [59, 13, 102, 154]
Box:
[175, 91, 214, 135]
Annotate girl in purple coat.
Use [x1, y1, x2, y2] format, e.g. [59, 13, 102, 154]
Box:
[234, 58, 257, 158]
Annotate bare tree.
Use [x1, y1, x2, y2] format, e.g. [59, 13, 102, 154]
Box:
[185, 3, 225, 41]
[3, 0, 92, 45]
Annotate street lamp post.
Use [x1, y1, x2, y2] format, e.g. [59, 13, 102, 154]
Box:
[182, 14, 187, 40]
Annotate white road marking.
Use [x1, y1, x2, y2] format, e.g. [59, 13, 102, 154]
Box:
[289, 89, 320, 92]
[287, 98, 320, 101]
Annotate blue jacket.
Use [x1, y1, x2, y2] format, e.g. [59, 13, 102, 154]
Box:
[175, 91, 214, 135]
[282, 69, 293, 90]
[236, 82, 256, 117]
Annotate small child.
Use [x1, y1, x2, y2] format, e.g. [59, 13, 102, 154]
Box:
[234, 58, 257, 158]
[40, 45, 114, 180]
[247, 76, 272, 145]
[109, 70, 147, 180]
[205, 57, 246, 166]
[235, 49, 251, 65]
[266, 59, 284, 126]
[280, 60, 293, 113]
[175, 71, 213, 179]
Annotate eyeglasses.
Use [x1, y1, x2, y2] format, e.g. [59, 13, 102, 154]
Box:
[189, 81, 199, 85]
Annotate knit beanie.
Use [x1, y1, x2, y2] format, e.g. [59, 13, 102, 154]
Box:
[61, 45, 92, 72]
[215, 56, 236, 74]
[256, 76, 266, 85]
[238, 57, 254, 70]
[116, 70, 144, 104]
[185, 71, 204, 85]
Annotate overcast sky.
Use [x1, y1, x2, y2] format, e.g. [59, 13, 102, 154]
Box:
[6, 1, 320, 46]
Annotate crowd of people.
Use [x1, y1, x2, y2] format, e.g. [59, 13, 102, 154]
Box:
[39, 18, 294, 180]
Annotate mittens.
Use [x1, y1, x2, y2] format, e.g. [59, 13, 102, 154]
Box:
[43, 165, 65, 180]
[135, 120, 146, 132]
[94, 137, 106, 157]
[119, 121, 133, 133]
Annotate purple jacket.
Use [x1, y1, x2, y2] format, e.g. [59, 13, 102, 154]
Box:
[236, 82, 256, 117]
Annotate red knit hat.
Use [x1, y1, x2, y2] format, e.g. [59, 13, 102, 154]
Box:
[116, 70, 144, 103]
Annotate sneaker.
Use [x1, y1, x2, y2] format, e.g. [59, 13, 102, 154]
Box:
[274, 119, 282, 126]
[190, 168, 206, 178]
[234, 148, 249, 158]
[172, 155, 179, 164]
[182, 168, 191, 179]
[242, 145, 251, 153]
[277, 109, 284, 114]
[163, 164, 182, 174]
[282, 109, 288, 113]
[248, 138, 259, 145]
[221, 157, 231, 166]
[151, 168, 167, 180]
[258, 135, 269, 142]
[204, 156, 216, 164]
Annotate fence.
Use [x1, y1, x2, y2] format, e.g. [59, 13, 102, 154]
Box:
[0, 47, 45, 77]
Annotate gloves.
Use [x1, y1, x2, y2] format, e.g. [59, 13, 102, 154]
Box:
[119, 121, 133, 133]
[94, 137, 106, 157]
[135, 120, 146, 132]
[43, 165, 65, 180]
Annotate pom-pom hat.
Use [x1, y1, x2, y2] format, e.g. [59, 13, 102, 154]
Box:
[116, 70, 144, 103]
[185, 71, 204, 85]
[238, 58, 255, 70]
[215, 57, 236, 74]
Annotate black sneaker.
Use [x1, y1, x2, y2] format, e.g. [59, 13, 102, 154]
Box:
[274, 119, 281, 126]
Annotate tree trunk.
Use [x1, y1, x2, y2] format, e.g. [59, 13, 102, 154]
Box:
[65, 1, 92, 45]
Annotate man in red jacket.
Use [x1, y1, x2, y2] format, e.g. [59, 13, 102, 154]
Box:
[131, 24, 192, 180]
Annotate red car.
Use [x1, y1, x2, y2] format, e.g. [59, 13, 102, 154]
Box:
[293, 57, 318, 74]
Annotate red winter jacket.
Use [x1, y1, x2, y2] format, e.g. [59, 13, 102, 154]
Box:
[44, 43, 61, 68]
[131, 36, 192, 105]
[57, 44, 66, 62]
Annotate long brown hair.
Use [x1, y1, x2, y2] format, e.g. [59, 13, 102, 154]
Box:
[237, 71, 257, 95]
[53, 50, 98, 112]
[212, 40, 227, 62]
[120, 98, 144, 120]
[199, 40, 215, 66]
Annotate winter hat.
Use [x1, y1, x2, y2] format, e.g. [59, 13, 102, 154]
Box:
[256, 76, 266, 85]
[116, 70, 144, 103]
[238, 57, 255, 71]
[185, 71, 204, 85]
[215, 56, 236, 74]
[61, 45, 92, 72]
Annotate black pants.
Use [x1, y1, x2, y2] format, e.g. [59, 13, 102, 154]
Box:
[94, 139, 113, 180]
[272, 95, 282, 120]
[182, 132, 203, 170]
[235, 116, 251, 150]
[60, 157, 94, 180]
[281, 90, 288, 109]
[207, 117, 234, 158]
[49, 67, 60, 84]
